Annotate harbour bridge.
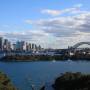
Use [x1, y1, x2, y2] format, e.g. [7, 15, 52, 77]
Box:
[69, 42, 90, 49]
[68, 42, 90, 51]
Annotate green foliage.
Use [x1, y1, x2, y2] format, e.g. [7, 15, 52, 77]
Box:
[0, 71, 17, 90]
[53, 72, 90, 90]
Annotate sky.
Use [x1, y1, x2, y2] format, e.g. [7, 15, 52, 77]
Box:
[0, 0, 90, 49]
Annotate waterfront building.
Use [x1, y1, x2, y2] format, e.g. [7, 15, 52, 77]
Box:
[15, 41, 25, 51]
[7, 41, 12, 51]
[3, 39, 11, 51]
[26, 42, 29, 51]
[29, 43, 32, 50]
[0, 36, 43, 53]
[26, 43, 32, 51]
[0, 37, 3, 51]
[38, 45, 42, 50]
[32, 43, 35, 50]
[13, 44, 16, 51]
[35, 44, 38, 51]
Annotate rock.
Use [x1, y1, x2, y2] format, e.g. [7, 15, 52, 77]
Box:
[0, 71, 17, 90]
[52, 72, 90, 90]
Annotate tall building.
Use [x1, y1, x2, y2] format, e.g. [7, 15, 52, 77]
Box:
[38, 45, 42, 50]
[29, 43, 32, 50]
[32, 43, 35, 50]
[15, 41, 25, 51]
[13, 44, 16, 51]
[0, 37, 3, 51]
[3, 39, 11, 51]
[26, 42, 29, 51]
[26, 43, 32, 51]
[3, 39, 8, 51]
[35, 44, 37, 51]
[7, 41, 11, 51]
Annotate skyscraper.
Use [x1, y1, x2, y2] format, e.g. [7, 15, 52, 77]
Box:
[3, 39, 11, 51]
[15, 41, 25, 51]
[3, 39, 8, 51]
[0, 37, 3, 51]
[26, 43, 32, 51]
[32, 43, 35, 50]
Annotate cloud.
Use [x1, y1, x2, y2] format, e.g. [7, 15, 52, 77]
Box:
[1, 29, 90, 49]
[26, 12, 90, 36]
[41, 9, 61, 16]
[0, 30, 52, 47]
[41, 4, 83, 16]
[1, 4, 90, 49]
[24, 4, 90, 48]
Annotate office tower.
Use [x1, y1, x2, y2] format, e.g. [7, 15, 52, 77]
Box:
[26, 42, 29, 51]
[38, 45, 41, 50]
[32, 43, 35, 50]
[7, 41, 11, 51]
[3, 39, 11, 51]
[35, 44, 37, 51]
[13, 44, 16, 51]
[16, 41, 25, 51]
[0, 37, 3, 51]
[29, 43, 32, 50]
[3, 39, 8, 51]
[26, 43, 32, 51]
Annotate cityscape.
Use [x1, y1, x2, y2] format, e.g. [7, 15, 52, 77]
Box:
[0, 36, 90, 61]
[0, 37, 42, 52]
[0, 36, 90, 56]
[0, 0, 90, 90]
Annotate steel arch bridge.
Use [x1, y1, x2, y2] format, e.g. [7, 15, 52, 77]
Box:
[72, 42, 90, 49]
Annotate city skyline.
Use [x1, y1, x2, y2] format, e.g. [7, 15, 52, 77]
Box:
[0, 37, 42, 51]
[0, 0, 90, 48]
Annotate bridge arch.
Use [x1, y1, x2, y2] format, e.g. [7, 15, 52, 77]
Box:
[72, 42, 90, 49]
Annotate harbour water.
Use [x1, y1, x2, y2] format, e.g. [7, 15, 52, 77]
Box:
[0, 60, 90, 90]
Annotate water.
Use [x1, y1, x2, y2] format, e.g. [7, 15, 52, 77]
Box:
[0, 61, 90, 90]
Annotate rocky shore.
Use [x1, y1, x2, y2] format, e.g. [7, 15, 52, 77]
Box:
[1, 53, 90, 62]
[0, 71, 17, 90]
[41, 72, 90, 90]
[0, 55, 67, 61]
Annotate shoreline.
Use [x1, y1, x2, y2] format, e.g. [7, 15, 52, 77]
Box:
[0, 71, 17, 90]
[41, 72, 90, 90]
[1, 54, 90, 62]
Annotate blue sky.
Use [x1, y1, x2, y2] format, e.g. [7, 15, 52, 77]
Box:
[0, 0, 90, 48]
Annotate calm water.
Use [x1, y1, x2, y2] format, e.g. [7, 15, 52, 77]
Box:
[0, 61, 90, 90]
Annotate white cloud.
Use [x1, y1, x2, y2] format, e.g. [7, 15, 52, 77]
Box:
[41, 4, 83, 16]
[26, 12, 90, 37]
[24, 6, 90, 48]
[1, 4, 90, 49]
[41, 9, 61, 16]
[0, 30, 53, 48]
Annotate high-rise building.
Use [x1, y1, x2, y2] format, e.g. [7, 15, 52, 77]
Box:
[26, 43, 32, 51]
[35, 44, 38, 51]
[3, 39, 11, 51]
[26, 42, 29, 51]
[13, 44, 16, 51]
[0, 37, 3, 51]
[38, 45, 42, 50]
[7, 41, 11, 51]
[29, 43, 32, 50]
[15, 41, 25, 51]
[3, 39, 8, 51]
[32, 43, 35, 50]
